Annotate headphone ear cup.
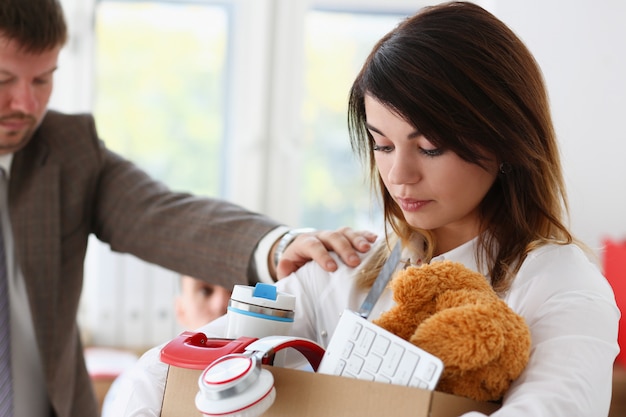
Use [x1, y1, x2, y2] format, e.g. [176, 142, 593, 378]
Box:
[195, 354, 276, 417]
[214, 382, 275, 417]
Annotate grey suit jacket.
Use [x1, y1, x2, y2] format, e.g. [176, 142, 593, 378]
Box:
[8, 110, 279, 417]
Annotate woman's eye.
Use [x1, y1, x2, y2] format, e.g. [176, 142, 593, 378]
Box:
[373, 144, 394, 153]
[420, 147, 443, 157]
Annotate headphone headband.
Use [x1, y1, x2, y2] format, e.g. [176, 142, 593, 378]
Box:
[244, 335, 326, 371]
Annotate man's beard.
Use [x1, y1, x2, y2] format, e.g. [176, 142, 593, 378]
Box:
[0, 112, 38, 153]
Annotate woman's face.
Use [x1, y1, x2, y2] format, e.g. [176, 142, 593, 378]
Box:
[365, 95, 498, 253]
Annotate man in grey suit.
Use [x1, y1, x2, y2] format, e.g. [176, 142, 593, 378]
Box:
[0, 1, 376, 416]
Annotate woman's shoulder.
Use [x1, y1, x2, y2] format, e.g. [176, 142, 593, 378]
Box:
[512, 242, 611, 296]
[523, 242, 600, 272]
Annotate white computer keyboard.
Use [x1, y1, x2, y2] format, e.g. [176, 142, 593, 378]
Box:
[318, 309, 444, 390]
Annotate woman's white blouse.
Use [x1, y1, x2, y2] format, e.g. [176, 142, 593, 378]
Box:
[105, 240, 619, 417]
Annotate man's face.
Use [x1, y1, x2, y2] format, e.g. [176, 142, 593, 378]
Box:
[0, 35, 61, 155]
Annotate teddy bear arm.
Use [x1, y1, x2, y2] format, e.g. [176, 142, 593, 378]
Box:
[410, 305, 506, 372]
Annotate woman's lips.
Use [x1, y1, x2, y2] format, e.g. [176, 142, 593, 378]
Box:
[397, 197, 431, 212]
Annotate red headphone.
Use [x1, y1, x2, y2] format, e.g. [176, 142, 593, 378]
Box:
[161, 332, 326, 417]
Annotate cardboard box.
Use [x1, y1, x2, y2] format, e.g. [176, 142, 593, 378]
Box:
[611, 364, 626, 417]
[161, 364, 501, 417]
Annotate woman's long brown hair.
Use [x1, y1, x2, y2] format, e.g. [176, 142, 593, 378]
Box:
[349, 2, 574, 292]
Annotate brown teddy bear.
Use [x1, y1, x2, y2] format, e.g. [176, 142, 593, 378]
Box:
[373, 260, 531, 402]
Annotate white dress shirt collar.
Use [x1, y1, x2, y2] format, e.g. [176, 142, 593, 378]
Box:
[432, 237, 485, 274]
[0, 154, 13, 178]
[404, 234, 487, 278]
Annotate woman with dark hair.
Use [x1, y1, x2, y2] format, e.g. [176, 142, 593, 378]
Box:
[343, 3, 618, 414]
[112, 3, 618, 416]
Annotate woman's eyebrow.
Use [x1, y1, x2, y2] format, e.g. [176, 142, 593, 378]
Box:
[407, 130, 422, 139]
[365, 122, 383, 136]
[365, 122, 421, 140]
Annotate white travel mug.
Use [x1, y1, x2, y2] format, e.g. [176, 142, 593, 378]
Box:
[226, 283, 295, 339]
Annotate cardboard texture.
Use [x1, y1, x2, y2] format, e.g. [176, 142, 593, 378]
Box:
[611, 364, 626, 417]
[161, 365, 500, 417]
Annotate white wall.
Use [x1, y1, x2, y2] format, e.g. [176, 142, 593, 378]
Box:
[484, 0, 626, 253]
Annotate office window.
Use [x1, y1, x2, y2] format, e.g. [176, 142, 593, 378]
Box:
[300, 10, 405, 231]
[77, 0, 414, 347]
[94, 1, 228, 196]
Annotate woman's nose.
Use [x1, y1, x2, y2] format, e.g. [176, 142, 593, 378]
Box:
[387, 151, 421, 185]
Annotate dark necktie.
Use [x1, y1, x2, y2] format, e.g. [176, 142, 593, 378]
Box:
[0, 170, 13, 416]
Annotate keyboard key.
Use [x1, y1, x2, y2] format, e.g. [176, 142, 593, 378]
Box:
[346, 355, 365, 375]
[360, 371, 375, 381]
[334, 360, 346, 375]
[363, 354, 383, 374]
[382, 343, 405, 377]
[423, 362, 438, 381]
[394, 351, 419, 385]
[371, 335, 390, 356]
[410, 376, 429, 389]
[355, 328, 376, 356]
[350, 322, 362, 340]
[341, 341, 354, 360]
[375, 374, 392, 384]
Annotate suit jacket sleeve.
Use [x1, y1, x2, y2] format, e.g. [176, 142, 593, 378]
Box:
[14, 110, 281, 289]
[92, 139, 280, 287]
